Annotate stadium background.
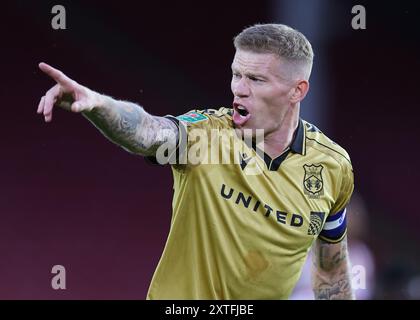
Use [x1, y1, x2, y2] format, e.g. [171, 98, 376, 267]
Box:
[1, 0, 419, 299]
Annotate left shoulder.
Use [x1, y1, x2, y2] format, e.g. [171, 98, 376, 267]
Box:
[303, 120, 352, 169]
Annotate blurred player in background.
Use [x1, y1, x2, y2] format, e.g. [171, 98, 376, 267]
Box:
[37, 24, 355, 299]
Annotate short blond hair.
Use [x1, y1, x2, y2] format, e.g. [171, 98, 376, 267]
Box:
[234, 23, 314, 80]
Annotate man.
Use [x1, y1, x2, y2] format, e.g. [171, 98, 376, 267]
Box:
[37, 23, 354, 299]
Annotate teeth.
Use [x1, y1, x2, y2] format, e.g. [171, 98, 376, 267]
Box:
[236, 105, 249, 117]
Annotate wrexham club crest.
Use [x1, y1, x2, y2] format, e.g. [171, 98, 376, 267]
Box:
[303, 164, 324, 198]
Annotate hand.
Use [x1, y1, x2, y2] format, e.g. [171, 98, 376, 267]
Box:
[37, 62, 101, 122]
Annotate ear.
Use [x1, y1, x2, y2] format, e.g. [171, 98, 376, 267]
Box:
[290, 80, 310, 104]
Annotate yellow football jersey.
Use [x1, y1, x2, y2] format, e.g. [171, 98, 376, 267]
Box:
[146, 107, 354, 299]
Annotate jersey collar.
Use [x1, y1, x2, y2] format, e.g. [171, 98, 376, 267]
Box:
[290, 118, 305, 155]
[250, 118, 306, 171]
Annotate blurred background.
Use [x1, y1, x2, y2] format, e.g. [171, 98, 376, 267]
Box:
[1, 0, 419, 299]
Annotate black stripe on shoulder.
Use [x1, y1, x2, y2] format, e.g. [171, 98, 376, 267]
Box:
[306, 137, 351, 165]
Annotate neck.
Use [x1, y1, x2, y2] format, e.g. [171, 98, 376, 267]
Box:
[258, 104, 300, 159]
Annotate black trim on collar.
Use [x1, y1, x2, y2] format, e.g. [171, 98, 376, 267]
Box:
[290, 118, 304, 155]
[254, 119, 305, 171]
[264, 148, 291, 171]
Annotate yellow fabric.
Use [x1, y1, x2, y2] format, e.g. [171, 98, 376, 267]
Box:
[147, 108, 354, 299]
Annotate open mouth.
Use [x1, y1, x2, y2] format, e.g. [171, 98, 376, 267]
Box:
[233, 102, 251, 126]
[236, 105, 249, 117]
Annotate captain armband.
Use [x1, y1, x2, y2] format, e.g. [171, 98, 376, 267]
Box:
[319, 208, 347, 243]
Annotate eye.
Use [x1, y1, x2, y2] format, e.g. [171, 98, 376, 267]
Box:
[249, 76, 263, 82]
[232, 72, 241, 79]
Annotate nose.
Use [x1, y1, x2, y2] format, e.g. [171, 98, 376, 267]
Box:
[232, 77, 250, 98]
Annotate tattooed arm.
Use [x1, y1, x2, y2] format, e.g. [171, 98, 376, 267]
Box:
[311, 236, 355, 300]
[37, 62, 177, 156]
[82, 96, 178, 156]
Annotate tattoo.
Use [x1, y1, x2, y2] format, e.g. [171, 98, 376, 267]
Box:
[317, 239, 348, 271]
[314, 279, 352, 300]
[312, 236, 355, 300]
[118, 105, 140, 134]
[83, 97, 178, 156]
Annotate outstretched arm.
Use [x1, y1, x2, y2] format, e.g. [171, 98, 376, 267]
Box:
[37, 62, 177, 156]
[311, 236, 355, 300]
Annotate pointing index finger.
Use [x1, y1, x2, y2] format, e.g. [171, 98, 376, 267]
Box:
[38, 62, 73, 87]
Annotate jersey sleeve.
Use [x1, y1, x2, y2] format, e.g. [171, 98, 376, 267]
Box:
[319, 159, 354, 243]
[146, 108, 233, 166]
